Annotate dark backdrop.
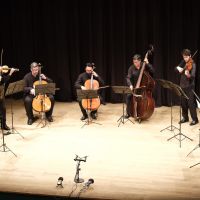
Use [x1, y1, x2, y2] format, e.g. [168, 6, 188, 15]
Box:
[1, 0, 200, 106]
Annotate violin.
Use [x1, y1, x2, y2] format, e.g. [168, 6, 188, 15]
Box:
[184, 58, 193, 71]
[0, 65, 19, 74]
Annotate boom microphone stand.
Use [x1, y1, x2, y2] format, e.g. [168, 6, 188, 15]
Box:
[74, 155, 87, 183]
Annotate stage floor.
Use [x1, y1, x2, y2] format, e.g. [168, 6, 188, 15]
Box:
[0, 100, 200, 200]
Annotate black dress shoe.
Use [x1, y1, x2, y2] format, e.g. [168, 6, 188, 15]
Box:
[27, 119, 33, 125]
[80, 115, 88, 120]
[91, 113, 97, 120]
[190, 120, 199, 126]
[47, 116, 53, 122]
[1, 124, 10, 131]
[124, 114, 130, 119]
[179, 118, 189, 124]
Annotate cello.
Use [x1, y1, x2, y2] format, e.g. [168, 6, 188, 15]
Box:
[81, 66, 101, 111]
[32, 66, 51, 113]
[131, 46, 155, 122]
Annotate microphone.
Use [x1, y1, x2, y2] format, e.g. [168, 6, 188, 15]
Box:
[84, 178, 94, 188]
[57, 177, 64, 186]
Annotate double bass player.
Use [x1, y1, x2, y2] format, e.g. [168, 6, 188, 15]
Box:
[125, 54, 155, 119]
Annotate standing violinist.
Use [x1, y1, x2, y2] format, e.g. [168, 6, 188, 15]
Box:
[176, 49, 198, 126]
[75, 63, 105, 120]
[23, 62, 55, 125]
[0, 66, 17, 130]
[125, 54, 154, 119]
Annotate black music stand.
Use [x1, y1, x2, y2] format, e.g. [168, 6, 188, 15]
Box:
[157, 79, 179, 133]
[76, 89, 102, 128]
[166, 83, 193, 147]
[112, 86, 134, 127]
[5, 80, 25, 138]
[34, 83, 56, 128]
[0, 84, 17, 157]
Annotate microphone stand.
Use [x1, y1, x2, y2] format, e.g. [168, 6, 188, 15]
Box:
[74, 155, 87, 183]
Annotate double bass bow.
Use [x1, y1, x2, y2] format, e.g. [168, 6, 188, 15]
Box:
[131, 45, 155, 122]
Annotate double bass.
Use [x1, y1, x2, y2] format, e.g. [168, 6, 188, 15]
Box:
[131, 46, 155, 122]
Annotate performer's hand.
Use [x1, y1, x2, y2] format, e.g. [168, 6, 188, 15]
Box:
[9, 68, 16, 76]
[40, 74, 47, 79]
[92, 71, 98, 77]
[30, 88, 35, 95]
[144, 57, 149, 64]
[130, 85, 133, 91]
[176, 66, 183, 73]
[185, 70, 190, 77]
[81, 86, 86, 90]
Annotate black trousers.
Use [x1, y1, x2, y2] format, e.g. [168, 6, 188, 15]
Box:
[0, 99, 7, 125]
[181, 87, 198, 121]
[24, 94, 55, 119]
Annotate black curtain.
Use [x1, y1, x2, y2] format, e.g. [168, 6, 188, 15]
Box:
[1, 0, 200, 106]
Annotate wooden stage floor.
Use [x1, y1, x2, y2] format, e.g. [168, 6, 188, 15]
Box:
[0, 100, 200, 200]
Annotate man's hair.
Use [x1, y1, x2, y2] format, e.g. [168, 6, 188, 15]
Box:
[85, 62, 95, 67]
[132, 54, 142, 61]
[30, 62, 39, 70]
[182, 49, 191, 56]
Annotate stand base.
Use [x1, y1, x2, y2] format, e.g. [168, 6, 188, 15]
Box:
[7, 127, 24, 139]
[160, 125, 179, 133]
[36, 113, 49, 128]
[0, 143, 17, 157]
[117, 115, 134, 127]
[187, 144, 200, 157]
[167, 133, 193, 148]
[81, 118, 102, 128]
[190, 162, 200, 168]
[74, 178, 84, 183]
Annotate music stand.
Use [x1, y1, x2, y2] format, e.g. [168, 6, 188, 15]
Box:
[166, 82, 193, 147]
[76, 89, 102, 128]
[5, 80, 25, 138]
[34, 83, 56, 128]
[112, 86, 134, 127]
[157, 79, 179, 133]
[0, 84, 17, 157]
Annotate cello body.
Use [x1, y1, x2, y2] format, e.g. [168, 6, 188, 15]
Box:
[81, 79, 101, 111]
[32, 80, 52, 112]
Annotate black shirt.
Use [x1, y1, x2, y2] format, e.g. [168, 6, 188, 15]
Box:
[75, 72, 104, 89]
[126, 62, 154, 87]
[176, 60, 196, 88]
[23, 72, 52, 95]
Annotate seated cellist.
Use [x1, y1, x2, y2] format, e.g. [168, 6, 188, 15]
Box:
[23, 62, 55, 125]
[75, 62, 105, 120]
[125, 54, 154, 119]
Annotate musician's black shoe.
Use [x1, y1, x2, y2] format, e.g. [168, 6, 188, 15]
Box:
[190, 120, 199, 126]
[124, 114, 130, 119]
[27, 119, 33, 125]
[81, 115, 88, 120]
[91, 113, 97, 120]
[47, 116, 53, 122]
[27, 116, 39, 125]
[179, 118, 189, 124]
[1, 124, 10, 131]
